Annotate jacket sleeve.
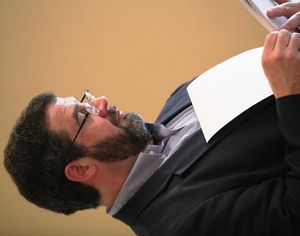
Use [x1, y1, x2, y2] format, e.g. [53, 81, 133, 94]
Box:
[276, 94, 300, 220]
[171, 95, 300, 236]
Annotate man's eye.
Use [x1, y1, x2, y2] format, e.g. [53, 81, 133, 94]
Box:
[78, 106, 87, 115]
[78, 111, 86, 121]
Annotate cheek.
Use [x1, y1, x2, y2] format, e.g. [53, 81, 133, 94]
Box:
[66, 122, 81, 142]
[82, 120, 122, 144]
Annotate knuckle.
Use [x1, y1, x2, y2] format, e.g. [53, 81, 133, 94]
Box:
[278, 29, 291, 38]
[266, 31, 278, 41]
[261, 53, 274, 67]
[279, 29, 291, 35]
[286, 50, 296, 60]
[273, 52, 284, 63]
[291, 32, 300, 39]
[286, 50, 300, 63]
[269, 31, 279, 37]
[282, 4, 292, 14]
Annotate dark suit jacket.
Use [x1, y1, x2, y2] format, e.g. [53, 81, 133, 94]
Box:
[114, 81, 300, 236]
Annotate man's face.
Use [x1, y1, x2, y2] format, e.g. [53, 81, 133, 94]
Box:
[47, 96, 151, 161]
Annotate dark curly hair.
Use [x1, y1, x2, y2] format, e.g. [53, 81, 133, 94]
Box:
[4, 92, 101, 215]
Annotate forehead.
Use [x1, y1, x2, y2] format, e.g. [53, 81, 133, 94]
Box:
[55, 96, 78, 105]
[46, 96, 79, 133]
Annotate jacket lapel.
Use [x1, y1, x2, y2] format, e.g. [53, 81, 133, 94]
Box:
[155, 81, 192, 125]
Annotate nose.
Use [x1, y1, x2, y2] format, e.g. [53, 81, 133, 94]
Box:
[90, 96, 109, 118]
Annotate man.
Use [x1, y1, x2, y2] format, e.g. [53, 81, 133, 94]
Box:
[4, 0, 300, 235]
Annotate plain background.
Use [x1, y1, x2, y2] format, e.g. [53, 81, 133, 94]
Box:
[1, 0, 271, 235]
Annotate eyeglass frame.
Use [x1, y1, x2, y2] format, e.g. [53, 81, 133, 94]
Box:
[71, 90, 99, 145]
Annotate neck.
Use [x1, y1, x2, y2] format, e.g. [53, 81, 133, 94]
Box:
[94, 155, 139, 208]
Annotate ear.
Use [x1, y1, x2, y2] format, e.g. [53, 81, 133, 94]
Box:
[64, 157, 98, 182]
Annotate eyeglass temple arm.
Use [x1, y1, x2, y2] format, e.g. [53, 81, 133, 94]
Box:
[71, 112, 89, 145]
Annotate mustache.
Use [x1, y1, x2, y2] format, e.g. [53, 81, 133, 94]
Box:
[108, 106, 117, 114]
[107, 106, 119, 126]
[108, 106, 145, 127]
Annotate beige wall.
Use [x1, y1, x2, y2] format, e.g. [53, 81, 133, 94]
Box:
[0, 0, 269, 235]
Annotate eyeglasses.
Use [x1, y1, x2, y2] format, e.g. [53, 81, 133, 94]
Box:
[71, 90, 99, 145]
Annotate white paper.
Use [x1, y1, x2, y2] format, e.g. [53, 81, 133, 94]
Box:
[187, 47, 272, 142]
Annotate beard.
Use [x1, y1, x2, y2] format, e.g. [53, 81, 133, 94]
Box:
[86, 108, 152, 162]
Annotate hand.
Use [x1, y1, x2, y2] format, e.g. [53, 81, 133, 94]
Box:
[267, 1, 300, 32]
[262, 29, 300, 98]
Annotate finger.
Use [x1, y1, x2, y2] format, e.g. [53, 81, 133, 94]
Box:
[288, 32, 300, 52]
[275, 29, 292, 50]
[263, 31, 279, 54]
[267, 2, 300, 18]
[280, 12, 300, 32]
[272, 0, 289, 4]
